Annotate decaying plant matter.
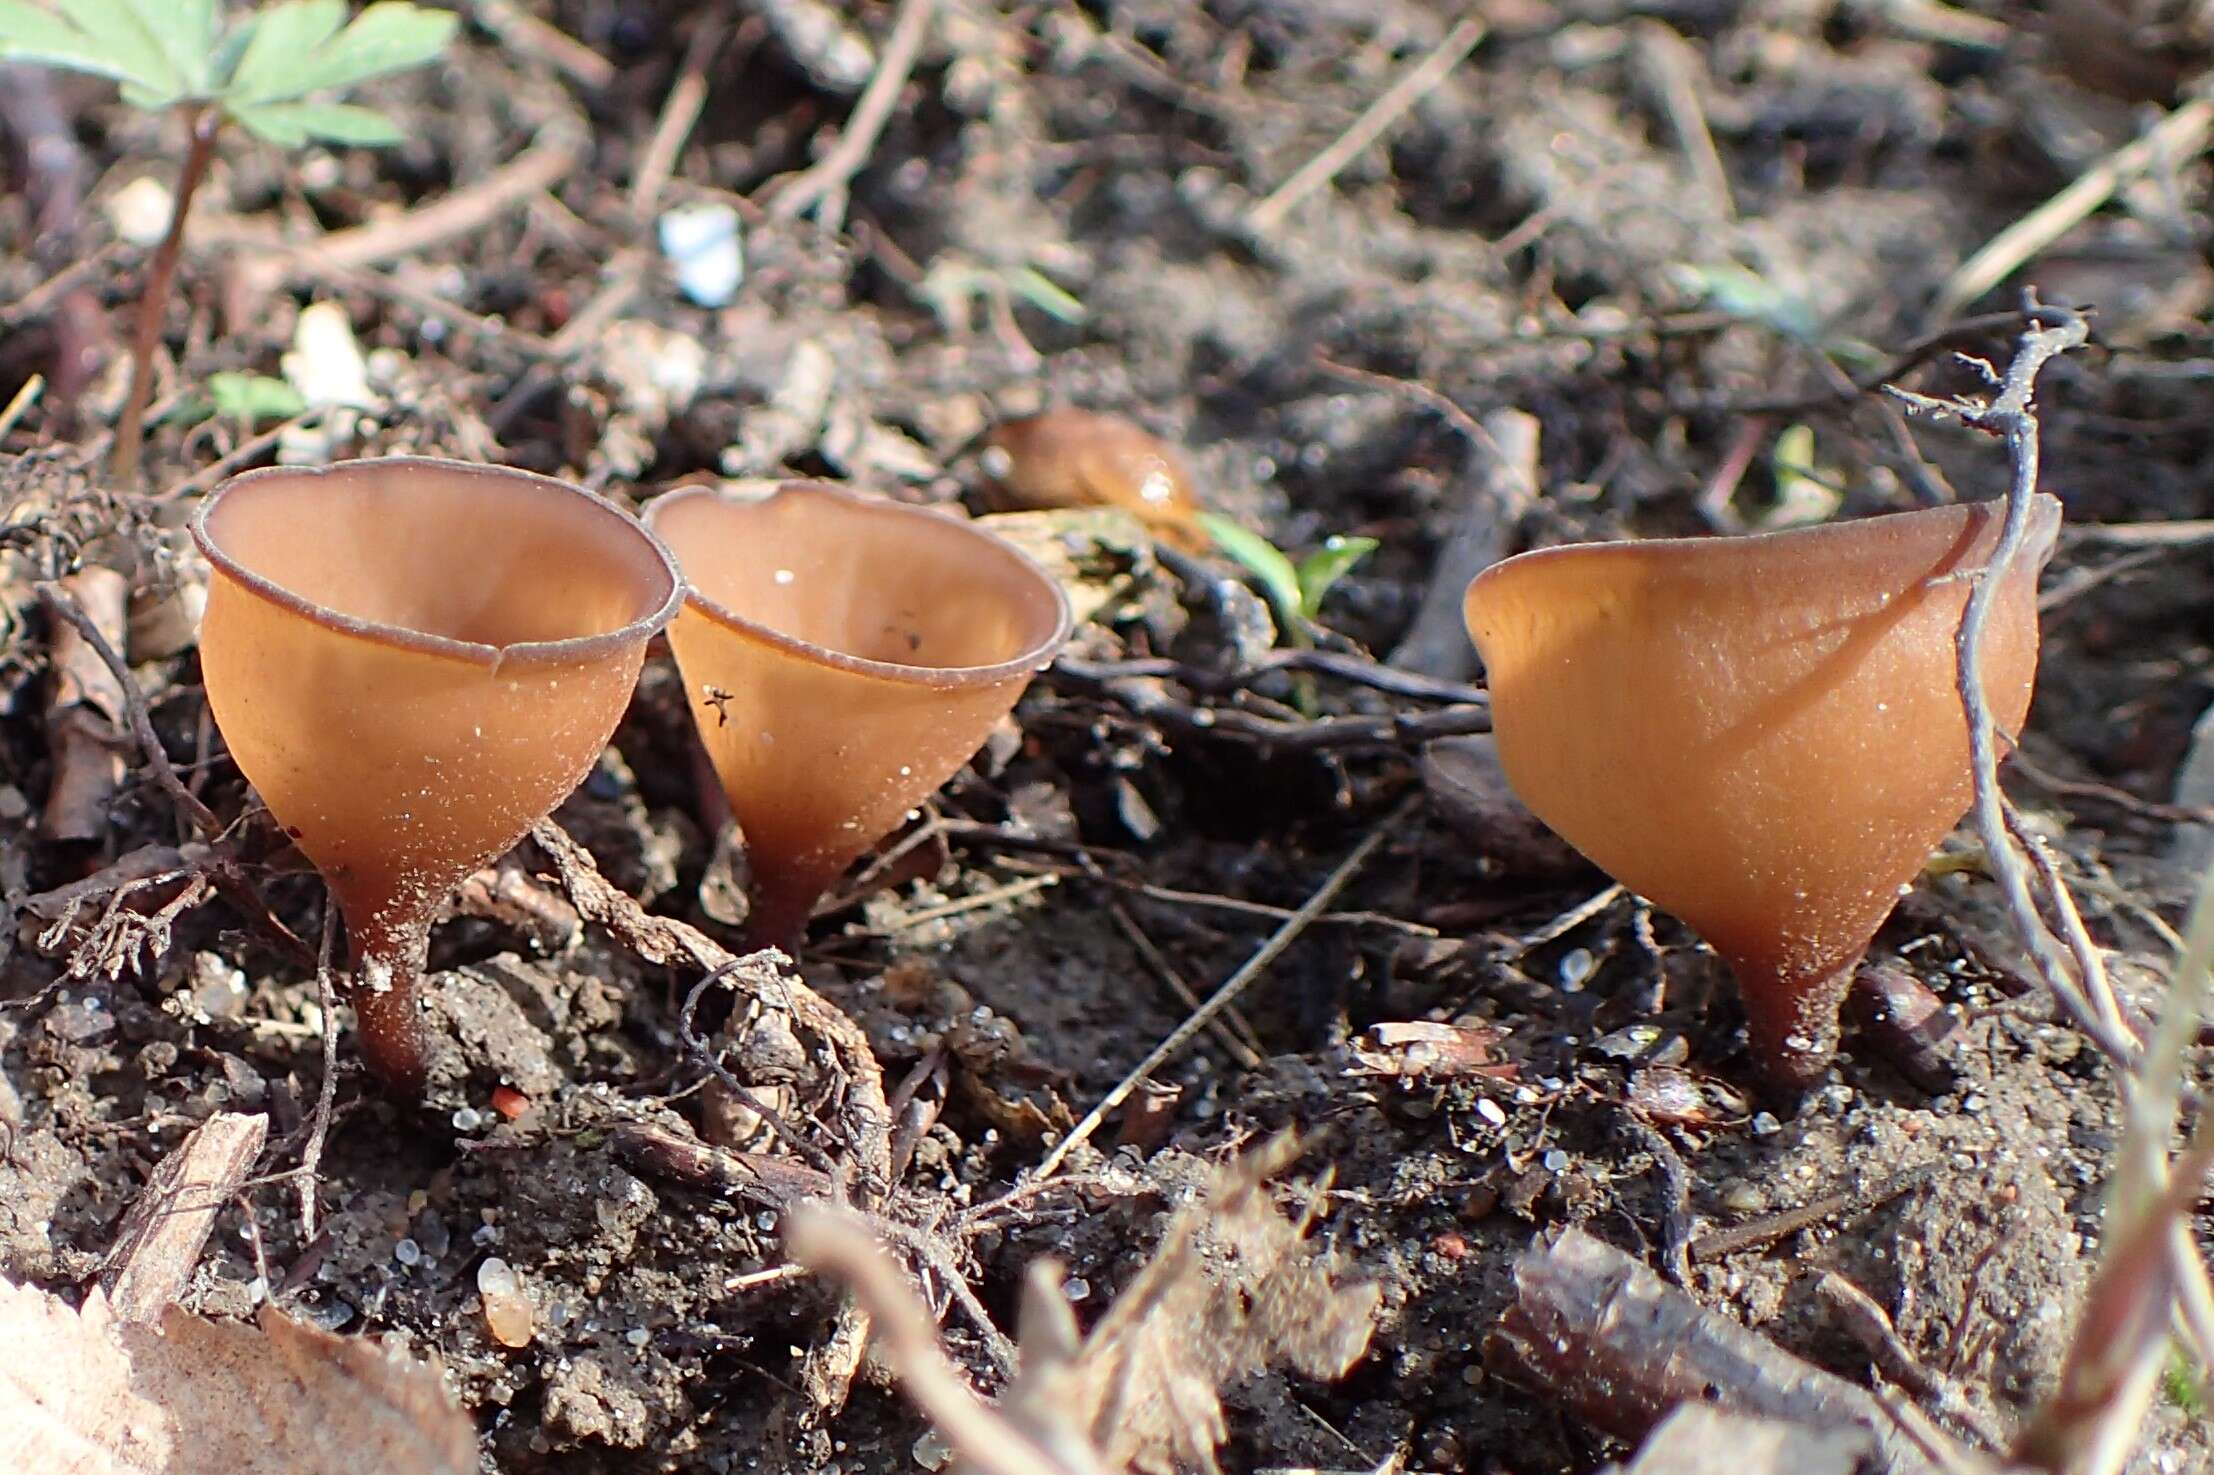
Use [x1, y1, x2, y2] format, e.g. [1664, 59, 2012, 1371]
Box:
[790, 1133, 1378, 1475]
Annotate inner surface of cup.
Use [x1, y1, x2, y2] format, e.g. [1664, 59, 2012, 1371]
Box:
[646, 484, 1071, 682]
[196, 458, 680, 660]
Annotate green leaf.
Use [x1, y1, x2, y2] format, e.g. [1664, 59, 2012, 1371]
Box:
[0, 0, 158, 89]
[1293, 534, 1377, 621]
[224, 0, 345, 99]
[1006, 265, 1087, 325]
[229, 0, 455, 104]
[122, 0, 215, 92]
[52, 0, 184, 99]
[228, 97, 403, 146]
[1670, 261, 1820, 343]
[1199, 513, 1303, 630]
[205, 372, 307, 422]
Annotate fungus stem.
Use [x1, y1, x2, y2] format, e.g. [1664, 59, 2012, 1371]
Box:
[739, 864, 840, 961]
[111, 105, 222, 490]
[346, 908, 433, 1098]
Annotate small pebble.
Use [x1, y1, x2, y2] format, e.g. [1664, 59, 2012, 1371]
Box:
[626, 1327, 651, 1348]
[912, 1431, 954, 1471]
[393, 1238, 422, 1267]
[1750, 1111, 1782, 1137]
[452, 1107, 483, 1131]
[477, 1259, 535, 1349]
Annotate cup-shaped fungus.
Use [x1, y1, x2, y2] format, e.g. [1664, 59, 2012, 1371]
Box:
[1462, 495, 2061, 1089]
[643, 482, 1073, 951]
[193, 459, 681, 1095]
[980, 408, 1208, 551]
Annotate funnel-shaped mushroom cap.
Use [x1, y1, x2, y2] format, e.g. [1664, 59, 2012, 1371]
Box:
[644, 482, 1073, 946]
[193, 458, 681, 1090]
[1463, 495, 2061, 1087]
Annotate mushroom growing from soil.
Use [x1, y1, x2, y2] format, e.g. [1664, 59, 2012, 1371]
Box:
[193, 458, 681, 1095]
[1462, 494, 2061, 1088]
[980, 407, 1209, 551]
[643, 481, 1073, 953]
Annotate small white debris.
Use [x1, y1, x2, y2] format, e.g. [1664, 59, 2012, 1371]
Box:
[393, 1238, 423, 1267]
[658, 201, 745, 307]
[107, 176, 172, 247]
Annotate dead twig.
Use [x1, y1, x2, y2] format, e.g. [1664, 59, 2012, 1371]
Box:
[1932, 94, 2214, 322]
[1689, 1162, 1937, 1263]
[630, 16, 732, 219]
[1247, 17, 1487, 233]
[1815, 1271, 2010, 1450]
[2008, 752, 2214, 826]
[1046, 659, 1489, 752]
[1885, 297, 2139, 1070]
[678, 959, 843, 1179]
[765, 0, 934, 231]
[290, 905, 341, 1238]
[468, 0, 614, 88]
[1065, 649, 1490, 708]
[786, 1207, 1086, 1475]
[1034, 795, 1415, 1181]
[530, 819, 895, 1197]
[1488, 1228, 1969, 1475]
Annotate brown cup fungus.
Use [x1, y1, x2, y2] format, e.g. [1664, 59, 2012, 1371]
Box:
[193, 459, 682, 1095]
[980, 408, 1208, 551]
[1462, 495, 2061, 1088]
[643, 482, 1074, 952]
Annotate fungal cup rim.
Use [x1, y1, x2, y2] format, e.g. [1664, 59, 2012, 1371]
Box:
[644, 481, 1075, 690]
[191, 457, 684, 669]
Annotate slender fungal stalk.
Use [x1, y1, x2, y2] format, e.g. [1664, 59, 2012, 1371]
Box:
[111, 105, 222, 490]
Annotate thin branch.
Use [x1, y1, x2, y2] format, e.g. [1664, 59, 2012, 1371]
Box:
[1247, 16, 1488, 232]
[1034, 794, 1416, 1181]
[1046, 658, 1489, 752]
[1885, 297, 2141, 1072]
[766, 0, 935, 231]
[1932, 94, 2214, 323]
[294, 903, 341, 1238]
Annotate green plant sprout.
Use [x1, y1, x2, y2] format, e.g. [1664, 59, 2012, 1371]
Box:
[1198, 512, 1378, 641]
[0, 0, 456, 486]
[182, 371, 306, 425]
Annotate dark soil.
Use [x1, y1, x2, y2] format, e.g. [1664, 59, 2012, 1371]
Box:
[4, 3, 2214, 1472]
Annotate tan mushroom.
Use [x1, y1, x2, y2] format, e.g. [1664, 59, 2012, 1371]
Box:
[644, 482, 1073, 951]
[1462, 495, 2061, 1087]
[194, 458, 681, 1094]
[980, 408, 1209, 552]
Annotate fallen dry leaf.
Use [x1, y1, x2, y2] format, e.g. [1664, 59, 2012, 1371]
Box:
[789, 1132, 1378, 1475]
[1010, 1132, 1381, 1475]
[0, 1279, 475, 1475]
